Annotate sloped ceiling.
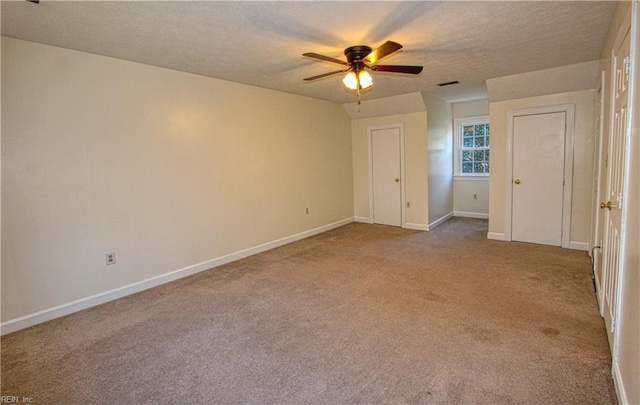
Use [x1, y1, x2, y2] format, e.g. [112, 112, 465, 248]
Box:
[343, 92, 426, 119]
[1, 1, 617, 104]
[486, 60, 600, 102]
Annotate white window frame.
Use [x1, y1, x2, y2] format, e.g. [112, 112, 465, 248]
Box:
[454, 115, 490, 178]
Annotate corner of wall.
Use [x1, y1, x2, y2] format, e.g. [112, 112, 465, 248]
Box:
[422, 93, 454, 225]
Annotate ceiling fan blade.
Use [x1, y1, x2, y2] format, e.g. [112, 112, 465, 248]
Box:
[303, 52, 349, 66]
[303, 69, 349, 81]
[364, 41, 403, 65]
[371, 65, 423, 74]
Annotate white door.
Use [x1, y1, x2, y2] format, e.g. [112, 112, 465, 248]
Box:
[601, 25, 630, 351]
[371, 127, 402, 227]
[512, 112, 566, 246]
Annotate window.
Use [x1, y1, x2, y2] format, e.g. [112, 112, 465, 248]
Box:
[454, 116, 490, 176]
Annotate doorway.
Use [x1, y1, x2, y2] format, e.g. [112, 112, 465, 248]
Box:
[506, 105, 575, 247]
[369, 124, 404, 227]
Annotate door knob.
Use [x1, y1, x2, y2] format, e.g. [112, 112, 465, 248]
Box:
[514, 179, 521, 184]
[395, 178, 400, 182]
[600, 201, 617, 210]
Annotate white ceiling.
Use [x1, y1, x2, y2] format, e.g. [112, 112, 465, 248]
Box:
[1, 1, 617, 104]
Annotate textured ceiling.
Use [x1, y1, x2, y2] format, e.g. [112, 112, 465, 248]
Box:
[1, 1, 617, 104]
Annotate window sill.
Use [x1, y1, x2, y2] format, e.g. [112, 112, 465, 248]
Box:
[454, 175, 490, 181]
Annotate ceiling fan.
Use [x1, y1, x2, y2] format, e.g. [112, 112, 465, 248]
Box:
[303, 41, 423, 104]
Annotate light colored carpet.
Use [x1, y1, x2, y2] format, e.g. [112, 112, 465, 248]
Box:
[1, 218, 617, 404]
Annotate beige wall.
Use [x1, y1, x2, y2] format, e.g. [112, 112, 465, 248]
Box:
[452, 100, 489, 217]
[488, 90, 595, 247]
[452, 99, 489, 119]
[453, 179, 489, 217]
[1, 38, 354, 323]
[620, 53, 639, 404]
[423, 94, 453, 226]
[619, 32, 639, 403]
[351, 112, 428, 228]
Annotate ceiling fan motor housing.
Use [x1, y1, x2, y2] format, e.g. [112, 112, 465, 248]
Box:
[344, 46, 372, 64]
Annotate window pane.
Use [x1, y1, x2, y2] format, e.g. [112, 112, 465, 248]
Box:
[458, 120, 490, 175]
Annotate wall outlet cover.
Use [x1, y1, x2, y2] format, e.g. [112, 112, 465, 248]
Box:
[105, 252, 116, 265]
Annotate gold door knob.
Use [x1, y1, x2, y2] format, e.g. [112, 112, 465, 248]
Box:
[600, 201, 617, 210]
[514, 179, 521, 184]
[395, 178, 400, 182]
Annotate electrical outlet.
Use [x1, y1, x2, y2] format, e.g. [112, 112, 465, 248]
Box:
[406, 202, 411, 208]
[105, 252, 116, 266]
[305, 207, 310, 215]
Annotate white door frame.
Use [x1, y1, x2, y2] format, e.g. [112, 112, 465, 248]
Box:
[591, 72, 607, 314]
[368, 123, 406, 227]
[505, 104, 575, 248]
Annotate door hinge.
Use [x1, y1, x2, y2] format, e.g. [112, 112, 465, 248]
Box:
[611, 318, 616, 333]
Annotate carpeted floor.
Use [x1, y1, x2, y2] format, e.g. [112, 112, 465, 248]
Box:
[1, 218, 617, 404]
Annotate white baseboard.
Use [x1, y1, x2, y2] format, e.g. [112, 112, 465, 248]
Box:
[613, 362, 628, 405]
[354, 216, 373, 224]
[453, 211, 489, 219]
[485, 235, 592, 251]
[355, 217, 428, 231]
[0, 217, 355, 336]
[404, 222, 429, 231]
[569, 241, 589, 251]
[429, 212, 453, 230]
[487, 232, 507, 241]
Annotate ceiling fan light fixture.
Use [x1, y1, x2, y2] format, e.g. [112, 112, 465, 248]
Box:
[359, 71, 373, 89]
[342, 70, 373, 90]
[342, 71, 358, 89]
